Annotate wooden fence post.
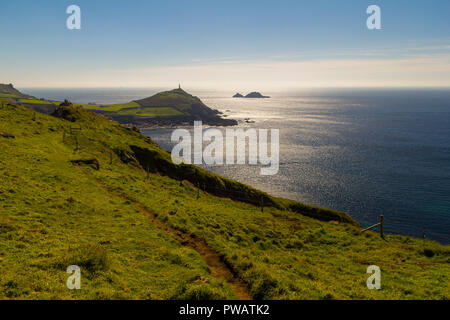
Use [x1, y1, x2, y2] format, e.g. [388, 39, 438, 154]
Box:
[261, 196, 264, 213]
[379, 215, 384, 238]
[422, 228, 426, 249]
[361, 214, 385, 238]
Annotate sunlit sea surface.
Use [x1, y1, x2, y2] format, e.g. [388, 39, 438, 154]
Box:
[24, 87, 450, 243]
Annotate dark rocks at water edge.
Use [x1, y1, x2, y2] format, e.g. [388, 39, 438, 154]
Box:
[111, 115, 238, 128]
[233, 92, 270, 98]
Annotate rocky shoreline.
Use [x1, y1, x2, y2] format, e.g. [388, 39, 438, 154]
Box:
[110, 114, 238, 129]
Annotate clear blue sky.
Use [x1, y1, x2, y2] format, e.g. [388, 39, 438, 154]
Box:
[1, 0, 450, 88]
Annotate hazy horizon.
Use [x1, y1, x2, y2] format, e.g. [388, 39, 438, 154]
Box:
[18, 86, 450, 106]
[17, 85, 450, 89]
[1, 0, 450, 89]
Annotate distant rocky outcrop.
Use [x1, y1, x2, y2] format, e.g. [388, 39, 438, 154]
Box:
[233, 91, 270, 98]
[244, 92, 270, 98]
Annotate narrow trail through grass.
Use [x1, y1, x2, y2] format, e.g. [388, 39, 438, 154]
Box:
[72, 164, 252, 300]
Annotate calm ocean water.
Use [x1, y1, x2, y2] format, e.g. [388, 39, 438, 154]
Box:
[24, 87, 450, 243]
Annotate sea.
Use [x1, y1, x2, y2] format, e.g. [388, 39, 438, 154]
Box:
[23, 87, 450, 244]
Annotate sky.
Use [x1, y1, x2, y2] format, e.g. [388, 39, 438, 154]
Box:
[1, 0, 450, 89]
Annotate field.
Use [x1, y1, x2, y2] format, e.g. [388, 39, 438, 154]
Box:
[0, 94, 19, 98]
[20, 99, 61, 105]
[116, 106, 184, 118]
[8, 95, 188, 119]
[0, 100, 448, 300]
[5, 95, 185, 119]
[80, 102, 186, 118]
[83, 102, 141, 112]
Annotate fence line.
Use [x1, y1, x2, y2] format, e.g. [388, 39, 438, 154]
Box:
[58, 129, 447, 242]
[361, 215, 384, 238]
[182, 182, 448, 241]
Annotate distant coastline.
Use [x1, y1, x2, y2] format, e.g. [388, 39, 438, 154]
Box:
[1, 84, 238, 128]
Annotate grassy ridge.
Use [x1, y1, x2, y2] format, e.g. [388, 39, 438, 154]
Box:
[0, 100, 448, 299]
[0, 84, 34, 99]
[0, 87, 184, 117]
[116, 106, 184, 118]
[2, 86, 236, 125]
[84, 101, 140, 111]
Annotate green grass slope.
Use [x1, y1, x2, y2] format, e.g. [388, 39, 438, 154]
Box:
[2, 85, 236, 126]
[0, 99, 448, 300]
[122, 88, 236, 125]
[135, 88, 211, 111]
[0, 84, 34, 99]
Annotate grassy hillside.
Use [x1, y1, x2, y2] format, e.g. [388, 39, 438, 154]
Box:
[0, 85, 236, 127]
[0, 99, 448, 300]
[89, 88, 237, 126]
[0, 84, 33, 99]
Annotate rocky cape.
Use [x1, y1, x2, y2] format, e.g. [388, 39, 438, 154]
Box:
[0, 84, 237, 127]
